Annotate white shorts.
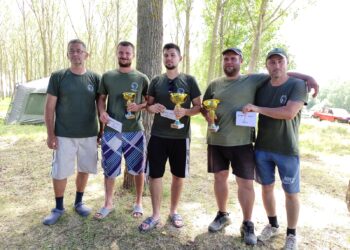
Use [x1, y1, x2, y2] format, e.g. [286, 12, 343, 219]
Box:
[51, 136, 98, 180]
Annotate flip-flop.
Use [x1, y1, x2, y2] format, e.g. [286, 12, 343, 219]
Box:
[169, 213, 184, 228]
[132, 204, 143, 218]
[93, 207, 114, 220]
[138, 216, 160, 232]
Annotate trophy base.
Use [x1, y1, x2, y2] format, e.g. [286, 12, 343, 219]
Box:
[125, 114, 135, 119]
[171, 123, 184, 129]
[209, 125, 219, 132]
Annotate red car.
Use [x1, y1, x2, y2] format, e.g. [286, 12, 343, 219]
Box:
[313, 108, 350, 123]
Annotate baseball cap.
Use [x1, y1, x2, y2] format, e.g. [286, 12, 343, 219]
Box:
[266, 48, 288, 60]
[222, 47, 243, 58]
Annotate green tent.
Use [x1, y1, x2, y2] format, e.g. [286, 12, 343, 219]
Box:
[5, 78, 49, 124]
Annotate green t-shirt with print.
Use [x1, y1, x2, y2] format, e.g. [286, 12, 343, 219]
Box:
[147, 73, 201, 139]
[47, 68, 101, 138]
[255, 77, 307, 156]
[203, 74, 269, 146]
[98, 69, 149, 132]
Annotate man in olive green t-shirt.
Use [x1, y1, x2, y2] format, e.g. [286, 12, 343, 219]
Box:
[243, 48, 307, 250]
[94, 41, 149, 220]
[43, 39, 101, 225]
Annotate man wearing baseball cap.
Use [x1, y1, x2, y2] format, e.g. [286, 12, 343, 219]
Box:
[243, 48, 307, 250]
[202, 47, 316, 246]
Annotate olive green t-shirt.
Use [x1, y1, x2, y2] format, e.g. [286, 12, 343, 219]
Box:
[98, 69, 149, 132]
[255, 77, 307, 155]
[47, 69, 101, 138]
[203, 74, 269, 146]
[148, 73, 201, 139]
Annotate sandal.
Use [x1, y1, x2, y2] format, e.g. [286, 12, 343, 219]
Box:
[138, 216, 160, 232]
[93, 207, 114, 220]
[169, 213, 184, 228]
[132, 204, 143, 218]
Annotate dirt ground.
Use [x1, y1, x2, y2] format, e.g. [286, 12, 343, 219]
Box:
[0, 119, 349, 249]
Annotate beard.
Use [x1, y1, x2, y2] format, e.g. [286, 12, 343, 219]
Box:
[118, 60, 131, 68]
[165, 64, 176, 70]
[223, 67, 239, 77]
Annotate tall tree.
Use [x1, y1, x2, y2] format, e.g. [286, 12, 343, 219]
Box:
[121, 0, 163, 189]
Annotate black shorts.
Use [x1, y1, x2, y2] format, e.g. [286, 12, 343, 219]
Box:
[207, 144, 255, 180]
[146, 136, 190, 178]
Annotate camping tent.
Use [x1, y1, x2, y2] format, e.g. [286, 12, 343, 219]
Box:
[5, 77, 49, 124]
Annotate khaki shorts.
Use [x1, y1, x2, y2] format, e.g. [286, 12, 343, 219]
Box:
[51, 136, 98, 180]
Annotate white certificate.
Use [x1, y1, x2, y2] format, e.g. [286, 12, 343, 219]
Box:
[236, 111, 257, 127]
[160, 109, 177, 121]
[107, 117, 123, 132]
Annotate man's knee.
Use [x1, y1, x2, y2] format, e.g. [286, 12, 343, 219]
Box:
[214, 170, 229, 182]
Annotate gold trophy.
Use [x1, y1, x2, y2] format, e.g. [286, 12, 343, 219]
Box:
[122, 92, 136, 119]
[170, 92, 188, 129]
[203, 99, 220, 132]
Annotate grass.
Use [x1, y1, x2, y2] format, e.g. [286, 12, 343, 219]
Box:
[0, 107, 349, 249]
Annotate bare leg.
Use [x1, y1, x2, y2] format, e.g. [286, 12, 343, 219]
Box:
[103, 177, 115, 209]
[53, 178, 67, 197]
[76, 172, 89, 192]
[262, 184, 277, 217]
[150, 177, 162, 220]
[285, 192, 299, 229]
[236, 177, 255, 221]
[214, 170, 229, 212]
[134, 173, 144, 206]
[170, 175, 184, 215]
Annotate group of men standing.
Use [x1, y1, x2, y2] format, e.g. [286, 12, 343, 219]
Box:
[42, 38, 317, 250]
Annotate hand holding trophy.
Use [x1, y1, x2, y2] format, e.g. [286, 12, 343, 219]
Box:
[122, 82, 138, 119]
[203, 99, 220, 132]
[170, 89, 188, 129]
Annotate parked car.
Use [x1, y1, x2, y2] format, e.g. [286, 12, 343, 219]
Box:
[312, 108, 350, 123]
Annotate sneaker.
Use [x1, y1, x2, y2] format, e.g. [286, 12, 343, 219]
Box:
[43, 208, 65, 225]
[284, 234, 298, 250]
[208, 212, 232, 232]
[240, 221, 257, 245]
[258, 224, 280, 241]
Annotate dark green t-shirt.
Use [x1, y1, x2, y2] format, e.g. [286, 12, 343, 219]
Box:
[98, 69, 149, 132]
[255, 77, 307, 155]
[47, 69, 101, 138]
[147, 73, 201, 139]
[203, 74, 269, 146]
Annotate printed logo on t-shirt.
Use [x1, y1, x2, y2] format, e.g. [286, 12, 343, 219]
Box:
[87, 84, 94, 92]
[280, 95, 287, 105]
[131, 82, 138, 92]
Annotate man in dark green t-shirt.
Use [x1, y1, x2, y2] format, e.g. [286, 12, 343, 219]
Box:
[94, 41, 149, 220]
[139, 43, 201, 232]
[243, 48, 307, 250]
[43, 39, 101, 225]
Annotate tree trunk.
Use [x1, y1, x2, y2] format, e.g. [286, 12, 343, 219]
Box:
[346, 180, 350, 212]
[247, 0, 268, 73]
[121, 0, 163, 190]
[183, 0, 192, 74]
[207, 0, 223, 84]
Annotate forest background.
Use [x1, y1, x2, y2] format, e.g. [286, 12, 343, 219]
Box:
[0, 0, 349, 111]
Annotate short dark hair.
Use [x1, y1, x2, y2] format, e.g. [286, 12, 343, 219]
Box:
[163, 43, 181, 56]
[67, 39, 86, 50]
[117, 41, 135, 52]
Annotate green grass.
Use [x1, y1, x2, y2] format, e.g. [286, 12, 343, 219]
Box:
[0, 105, 349, 249]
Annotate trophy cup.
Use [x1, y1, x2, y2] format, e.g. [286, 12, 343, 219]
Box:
[122, 92, 136, 119]
[203, 99, 220, 132]
[170, 91, 188, 129]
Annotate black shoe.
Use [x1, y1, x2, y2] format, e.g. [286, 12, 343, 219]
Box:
[208, 211, 232, 232]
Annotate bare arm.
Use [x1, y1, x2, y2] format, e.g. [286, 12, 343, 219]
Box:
[146, 96, 166, 114]
[96, 94, 104, 143]
[287, 72, 319, 98]
[174, 96, 201, 119]
[98, 94, 109, 124]
[243, 100, 304, 120]
[44, 94, 57, 149]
